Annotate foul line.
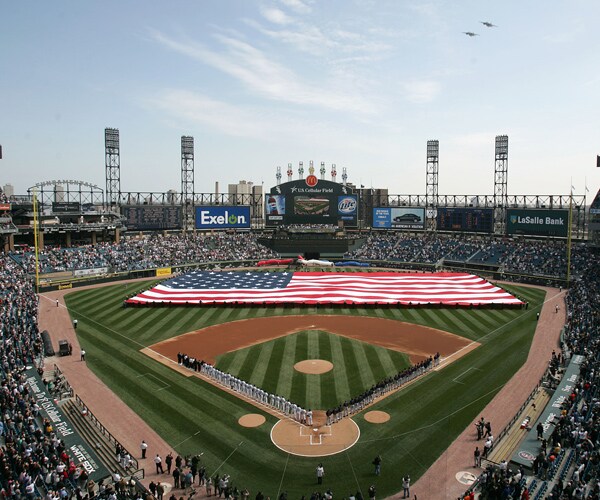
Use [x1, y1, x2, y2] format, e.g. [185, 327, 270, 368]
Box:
[344, 450, 362, 497]
[210, 441, 244, 477]
[275, 453, 290, 500]
[136, 372, 170, 391]
[453, 367, 483, 385]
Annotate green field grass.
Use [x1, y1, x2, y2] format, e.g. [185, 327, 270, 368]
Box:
[215, 330, 411, 409]
[65, 280, 545, 498]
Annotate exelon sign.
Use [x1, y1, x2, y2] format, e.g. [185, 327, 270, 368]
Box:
[195, 206, 251, 229]
[506, 209, 569, 237]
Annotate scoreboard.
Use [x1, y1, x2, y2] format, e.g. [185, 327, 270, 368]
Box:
[122, 205, 183, 230]
[436, 208, 494, 233]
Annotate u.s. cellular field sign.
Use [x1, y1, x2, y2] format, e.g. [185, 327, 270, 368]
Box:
[507, 209, 569, 237]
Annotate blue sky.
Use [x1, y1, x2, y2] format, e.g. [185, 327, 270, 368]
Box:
[1, 0, 599, 197]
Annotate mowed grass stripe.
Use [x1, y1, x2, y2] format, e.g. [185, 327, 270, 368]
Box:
[452, 310, 496, 339]
[328, 334, 351, 402]
[305, 331, 321, 404]
[435, 308, 477, 336]
[366, 344, 393, 380]
[417, 308, 455, 332]
[307, 330, 320, 359]
[249, 340, 275, 388]
[339, 336, 366, 395]
[137, 310, 192, 341]
[221, 345, 252, 377]
[352, 341, 377, 387]
[318, 332, 335, 406]
[261, 340, 286, 396]
[236, 344, 263, 381]
[275, 333, 299, 398]
[471, 309, 511, 332]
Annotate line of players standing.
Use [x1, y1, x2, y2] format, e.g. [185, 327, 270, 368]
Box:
[177, 351, 441, 426]
[325, 353, 440, 425]
[177, 352, 313, 425]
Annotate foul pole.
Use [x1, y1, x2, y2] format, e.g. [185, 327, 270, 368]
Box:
[566, 188, 573, 286]
[32, 190, 40, 294]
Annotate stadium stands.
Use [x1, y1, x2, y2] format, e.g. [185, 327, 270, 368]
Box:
[1, 232, 600, 498]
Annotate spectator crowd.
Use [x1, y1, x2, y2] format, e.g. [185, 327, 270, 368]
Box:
[0, 232, 599, 499]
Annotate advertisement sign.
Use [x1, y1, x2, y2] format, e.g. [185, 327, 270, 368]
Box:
[372, 207, 425, 229]
[25, 368, 108, 480]
[52, 202, 81, 213]
[74, 267, 109, 278]
[506, 209, 569, 237]
[337, 196, 357, 221]
[265, 194, 285, 223]
[195, 206, 251, 229]
[123, 206, 182, 230]
[391, 207, 425, 229]
[294, 196, 330, 216]
[437, 208, 494, 233]
[373, 208, 391, 228]
[264, 179, 356, 227]
[156, 267, 172, 277]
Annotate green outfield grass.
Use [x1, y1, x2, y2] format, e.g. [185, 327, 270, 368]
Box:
[216, 329, 411, 410]
[64, 280, 545, 499]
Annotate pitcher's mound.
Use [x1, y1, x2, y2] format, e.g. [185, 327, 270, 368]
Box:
[364, 411, 391, 424]
[271, 415, 360, 457]
[238, 414, 266, 428]
[294, 359, 334, 374]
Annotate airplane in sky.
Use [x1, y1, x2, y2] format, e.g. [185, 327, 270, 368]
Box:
[480, 21, 498, 28]
[463, 31, 479, 37]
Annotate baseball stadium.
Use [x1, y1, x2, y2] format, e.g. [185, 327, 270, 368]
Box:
[1, 130, 600, 500]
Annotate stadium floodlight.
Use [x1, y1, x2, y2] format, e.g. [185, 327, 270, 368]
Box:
[495, 135, 508, 157]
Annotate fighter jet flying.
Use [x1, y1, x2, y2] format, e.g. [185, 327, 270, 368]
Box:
[463, 31, 479, 37]
[480, 21, 497, 28]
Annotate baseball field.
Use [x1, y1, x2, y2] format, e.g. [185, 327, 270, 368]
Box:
[64, 278, 545, 498]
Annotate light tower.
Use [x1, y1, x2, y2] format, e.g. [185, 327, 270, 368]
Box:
[276, 166, 282, 185]
[320, 162, 326, 180]
[494, 135, 509, 233]
[181, 136, 195, 230]
[342, 167, 347, 185]
[287, 163, 293, 182]
[331, 164, 337, 182]
[298, 161, 304, 180]
[425, 140, 439, 229]
[104, 128, 120, 209]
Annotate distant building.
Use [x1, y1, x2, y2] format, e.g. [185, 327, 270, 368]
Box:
[227, 180, 264, 227]
[54, 184, 65, 203]
[2, 184, 14, 197]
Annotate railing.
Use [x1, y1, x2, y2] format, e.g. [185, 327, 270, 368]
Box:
[75, 394, 139, 471]
[495, 375, 545, 445]
[51, 364, 74, 399]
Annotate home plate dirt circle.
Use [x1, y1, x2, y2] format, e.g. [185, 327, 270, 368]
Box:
[238, 414, 266, 428]
[364, 411, 391, 424]
[294, 359, 334, 374]
[271, 412, 360, 457]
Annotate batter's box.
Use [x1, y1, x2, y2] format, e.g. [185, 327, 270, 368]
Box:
[299, 425, 332, 445]
[136, 372, 170, 392]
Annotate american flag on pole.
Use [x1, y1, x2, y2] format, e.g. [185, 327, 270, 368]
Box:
[126, 271, 523, 306]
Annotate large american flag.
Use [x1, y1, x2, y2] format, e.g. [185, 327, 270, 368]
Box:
[126, 271, 523, 306]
